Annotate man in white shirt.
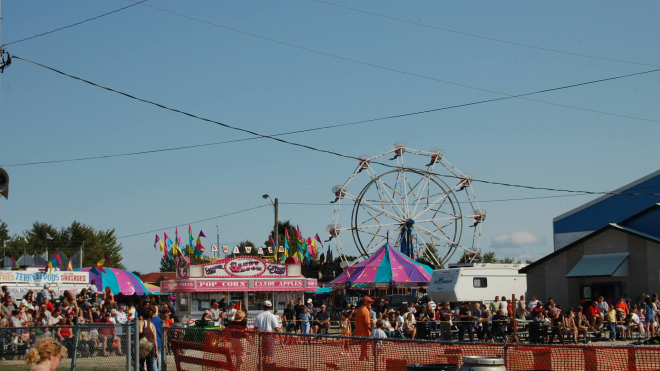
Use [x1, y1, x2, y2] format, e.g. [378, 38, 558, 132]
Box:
[528, 295, 540, 312]
[253, 300, 281, 364]
[224, 302, 237, 325]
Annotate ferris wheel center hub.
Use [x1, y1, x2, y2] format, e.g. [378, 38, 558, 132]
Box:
[406, 219, 415, 226]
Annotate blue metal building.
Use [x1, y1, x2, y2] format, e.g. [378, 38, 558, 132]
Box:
[553, 169, 660, 250]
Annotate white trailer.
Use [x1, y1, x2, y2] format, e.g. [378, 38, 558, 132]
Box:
[427, 263, 527, 305]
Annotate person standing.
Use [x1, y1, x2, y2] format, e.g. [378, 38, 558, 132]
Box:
[438, 302, 453, 341]
[253, 300, 281, 365]
[139, 308, 158, 371]
[489, 297, 500, 314]
[457, 302, 474, 342]
[354, 296, 374, 361]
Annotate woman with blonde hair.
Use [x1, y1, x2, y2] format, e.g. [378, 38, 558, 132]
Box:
[25, 338, 67, 371]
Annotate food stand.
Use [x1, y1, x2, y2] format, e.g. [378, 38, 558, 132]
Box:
[0, 267, 89, 298]
[161, 256, 317, 317]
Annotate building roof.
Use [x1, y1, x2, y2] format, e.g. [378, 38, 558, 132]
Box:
[139, 272, 177, 283]
[520, 221, 660, 274]
[553, 169, 660, 222]
[566, 253, 628, 278]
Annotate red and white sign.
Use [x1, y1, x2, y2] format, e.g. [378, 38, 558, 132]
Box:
[253, 280, 304, 288]
[197, 280, 248, 290]
[306, 279, 318, 288]
[226, 257, 266, 277]
[211, 245, 218, 252]
[161, 280, 196, 292]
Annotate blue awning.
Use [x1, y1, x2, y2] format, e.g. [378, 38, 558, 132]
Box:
[566, 253, 629, 278]
[305, 288, 333, 294]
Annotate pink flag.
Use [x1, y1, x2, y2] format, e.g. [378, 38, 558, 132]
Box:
[154, 235, 161, 250]
[199, 230, 207, 238]
[315, 233, 324, 247]
[54, 254, 62, 266]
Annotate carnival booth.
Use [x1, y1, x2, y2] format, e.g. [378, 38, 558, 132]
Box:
[161, 255, 318, 316]
[0, 267, 89, 297]
[327, 243, 433, 291]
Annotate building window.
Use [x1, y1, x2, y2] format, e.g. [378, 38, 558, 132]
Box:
[473, 277, 487, 288]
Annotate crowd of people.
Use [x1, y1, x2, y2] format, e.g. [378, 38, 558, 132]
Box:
[0, 282, 184, 371]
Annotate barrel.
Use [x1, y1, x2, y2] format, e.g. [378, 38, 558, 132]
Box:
[406, 364, 458, 371]
[459, 356, 506, 371]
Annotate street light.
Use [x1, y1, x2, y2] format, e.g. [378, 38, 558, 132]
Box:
[262, 194, 278, 259]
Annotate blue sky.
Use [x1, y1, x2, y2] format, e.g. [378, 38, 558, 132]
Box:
[1, 0, 658, 273]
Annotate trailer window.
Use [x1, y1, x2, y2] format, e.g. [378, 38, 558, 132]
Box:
[473, 277, 487, 288]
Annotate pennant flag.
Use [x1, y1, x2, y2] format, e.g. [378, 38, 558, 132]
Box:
[285, 228, 290, 240]
[267, 246, 273, 254]
[67, 260, 73, 271]
[10, 256, 15, 269]
[270, 236, 276, 256]
[187, 245, 194, 255]
[159, 234, 165, 252]
[15, 259, 20, 269]
[222, 246, 228, 253]
[46, 233, 54, 240]
[199, 230, 207, 238]
[245, 246, 252, 254]
[188, 225, 194, 249]
[310, 238, 319, 257]
[315, 233, 324, 248]
[195, 236, 206, 250]
[233, 246, 239, 254]
[105, 254, 111, 266]
[48, 260, 54, 274]
[175, 227, 182, 245]
[95, 257, 106, 273]
[296, 225, 302, 240]
[54, 254, 62, 266]
[257, 247, 264, 255]
[154, 235, 161, 250]
[163, 246, 169, 262]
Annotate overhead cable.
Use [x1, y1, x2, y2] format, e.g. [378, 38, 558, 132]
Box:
[117, 204, 270, 239]
[310, 0, 660, 68]
[128, 0, 659, 122]
[3, 59, 660, 168]
[12, 55, 660, 197]
[1, 1, 147, 47]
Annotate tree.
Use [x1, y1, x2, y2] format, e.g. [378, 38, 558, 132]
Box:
[1, 220, 125, 269]
[332, 255, 358, 278]
[416, 244, 444, 269]
[232, 240, 259, 257]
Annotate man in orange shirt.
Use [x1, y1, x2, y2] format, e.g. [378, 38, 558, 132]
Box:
[354, 296, 374, 361]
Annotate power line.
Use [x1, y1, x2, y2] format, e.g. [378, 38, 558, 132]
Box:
[281, 194, 592, 206]
[129, 0, 659, 122]
[117, 204, 270, 239]
[4, 61, 660, 168]
[1, 1, 147, 47]
[12, 55, 660, 198]
[310, 0, 660, 68]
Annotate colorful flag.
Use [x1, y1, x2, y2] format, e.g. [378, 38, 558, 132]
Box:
[154, 235, 161, 250]
[310, 238, 319, 257]
[281, 236, 289, 263]
[47, 260, 54, 274]
[95, 257, 106, 273]
[104, 254, 112, 266]
[195, 236, 206, 250]
[54, 254, 62, 266]
[315, 233, 324, 248]
[270, 236, 276, 254]
[67, 260, 73, 271]
[163, 246, 169, 262]
[10, 256, 15, 269]
[188, 225, 194, 249]
[187, 245, 194, 255]
[257, 247, 264, 255]
[199, 230, 207, 238]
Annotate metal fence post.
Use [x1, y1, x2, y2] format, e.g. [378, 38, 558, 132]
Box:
[70, 319, 80, 371]
[134, 319, 140, 371]
[126, 324, 132, 371]
[160, 322, 167, 371]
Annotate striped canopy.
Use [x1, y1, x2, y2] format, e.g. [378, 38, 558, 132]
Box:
[76, 267, 151, 295]
[330, 244, 433, 288]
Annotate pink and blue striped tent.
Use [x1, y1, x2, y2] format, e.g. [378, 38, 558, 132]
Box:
[328, 243, 433, 289]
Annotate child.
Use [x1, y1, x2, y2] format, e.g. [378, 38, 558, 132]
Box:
[340, 312, 351, 354]
[300, 307, 312, 334]
[370, 320, 387, 353]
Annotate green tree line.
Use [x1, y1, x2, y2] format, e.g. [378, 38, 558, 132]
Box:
[0, 219, 124, 269]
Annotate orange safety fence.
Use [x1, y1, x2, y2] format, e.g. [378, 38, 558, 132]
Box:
[165, 327, 660, 371]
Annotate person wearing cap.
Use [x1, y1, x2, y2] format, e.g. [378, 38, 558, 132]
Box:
[253, 300, 281, 364]
[224, 302, 237, 325]
[354, 296, 374, 361]
[210, 301, 222, 321]
[38, 284, 54, 306]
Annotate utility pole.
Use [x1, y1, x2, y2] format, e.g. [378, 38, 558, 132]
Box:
[215, 225, 220, 259]
[274, 197, 279, 260]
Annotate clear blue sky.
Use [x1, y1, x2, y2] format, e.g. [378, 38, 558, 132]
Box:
[1, 0, 658, 273]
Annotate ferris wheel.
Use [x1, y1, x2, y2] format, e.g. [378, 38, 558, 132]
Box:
[327, 143, 485, 269]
